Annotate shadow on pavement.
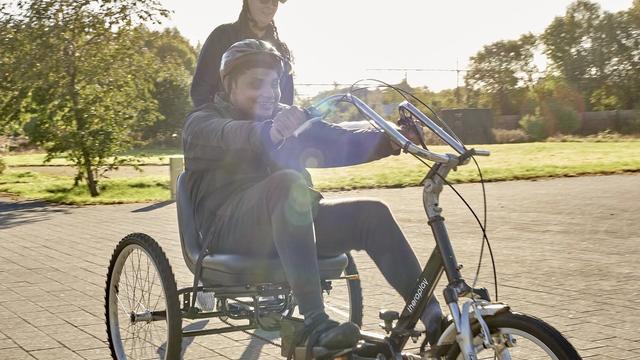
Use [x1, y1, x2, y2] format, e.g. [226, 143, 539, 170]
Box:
[0, 199, 70, 229]
[179, 320, 209, 359]
[132, 200, 175, 213]
[173, 320, 280, 359]
[239, 329, 281, 359]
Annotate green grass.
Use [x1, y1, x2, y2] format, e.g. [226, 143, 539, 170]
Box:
[1, 141, 639, 204]
[4, 149, 182, 167]
[0, 171, 169, 204]
[310, 141, 640, 190]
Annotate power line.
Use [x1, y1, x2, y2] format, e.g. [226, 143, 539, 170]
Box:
[294, 66, 473, 99]
[366, 68, 470, 72]
[366, 65, 469, 102]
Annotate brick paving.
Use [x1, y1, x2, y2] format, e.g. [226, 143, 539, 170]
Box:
[0, 174, 639, 359]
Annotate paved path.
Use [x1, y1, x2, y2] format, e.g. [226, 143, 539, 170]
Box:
[0, 174, 639, 359]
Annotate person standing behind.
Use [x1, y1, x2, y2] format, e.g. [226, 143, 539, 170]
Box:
[191, 0, 294, 107]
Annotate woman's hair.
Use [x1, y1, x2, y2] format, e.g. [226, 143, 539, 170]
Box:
[237, 0, 293, 63]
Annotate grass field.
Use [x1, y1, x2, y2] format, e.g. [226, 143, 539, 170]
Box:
[1, 141, 639, 204]
[3, 149, 178, 167]
[0, 172, 168, 204]
[310, 141, 640, 190]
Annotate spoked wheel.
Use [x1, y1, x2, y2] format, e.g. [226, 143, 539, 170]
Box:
[448, 311, 581, 359]
[323, 252, 363, 327]
[105, 233, 182, 359]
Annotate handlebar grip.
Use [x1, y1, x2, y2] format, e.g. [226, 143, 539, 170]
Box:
[303, 106, 323, 120]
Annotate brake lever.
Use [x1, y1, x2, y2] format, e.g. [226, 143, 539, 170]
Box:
[398, 113, 428, 150]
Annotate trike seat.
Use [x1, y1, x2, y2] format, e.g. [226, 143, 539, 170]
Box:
[176, 172, 348, 286]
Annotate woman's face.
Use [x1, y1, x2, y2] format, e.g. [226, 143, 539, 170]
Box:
[229, 67, 281, 119]
[247, 0, 278, 29]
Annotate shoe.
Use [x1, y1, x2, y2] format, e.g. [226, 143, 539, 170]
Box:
[287, 316, 360, 359]
[316, 321, 360, 350]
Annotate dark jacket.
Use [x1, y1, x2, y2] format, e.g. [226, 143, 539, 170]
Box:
[182, 94, 398, 241]
[190, 22, 295, 107]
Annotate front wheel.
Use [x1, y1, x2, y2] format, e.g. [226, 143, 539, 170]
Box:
[447, 311, 581, 359]
[323, 252, 363, 327]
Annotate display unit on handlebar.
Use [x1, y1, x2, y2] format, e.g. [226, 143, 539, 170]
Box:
[104, 93, 582, 360]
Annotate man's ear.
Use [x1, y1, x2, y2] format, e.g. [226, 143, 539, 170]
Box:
[223, 77, 234, 94]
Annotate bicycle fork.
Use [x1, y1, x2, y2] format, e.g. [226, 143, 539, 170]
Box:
[441, 297, 514, 360]
[423, 162, 513, 359]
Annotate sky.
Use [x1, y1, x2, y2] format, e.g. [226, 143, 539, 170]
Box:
[158, 0, 634, 97]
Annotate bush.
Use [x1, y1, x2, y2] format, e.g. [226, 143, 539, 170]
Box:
[492, 128, 530, 143]
[546, 130, 638, 142]
[519, 114, 548, 141]
[547, 103, 581, 134]
[0, 157, 5, 175]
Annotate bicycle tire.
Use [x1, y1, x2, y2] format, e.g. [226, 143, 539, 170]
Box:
[447, 311, 581, 359]
[105, 233, 182, 359]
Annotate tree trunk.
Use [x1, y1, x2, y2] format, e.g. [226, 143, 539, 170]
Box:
[73, 169, 83, 187]
[65, 42, 100, 196]
[83, 153, 99, 197]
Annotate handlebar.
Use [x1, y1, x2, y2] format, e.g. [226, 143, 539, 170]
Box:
[308, 93, 490, 164]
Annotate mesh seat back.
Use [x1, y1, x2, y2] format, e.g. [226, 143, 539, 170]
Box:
[176, 172, 200, 273]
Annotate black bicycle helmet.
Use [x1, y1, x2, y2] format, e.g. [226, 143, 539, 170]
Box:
[220, 39, 291, 84]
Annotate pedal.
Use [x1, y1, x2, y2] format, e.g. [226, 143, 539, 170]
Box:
[258, 295, 284, 308]
[378, 310, 399, 333]
[280, 317, 305, 357]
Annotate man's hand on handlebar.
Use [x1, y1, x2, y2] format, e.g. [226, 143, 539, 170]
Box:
[270, 106, 307, 144]
[391, 119, 424, 151]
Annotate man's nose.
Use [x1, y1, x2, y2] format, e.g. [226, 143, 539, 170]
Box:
[259, 86, 277, 100]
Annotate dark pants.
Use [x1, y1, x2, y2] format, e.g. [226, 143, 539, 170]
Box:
[212, 170, 430, 315]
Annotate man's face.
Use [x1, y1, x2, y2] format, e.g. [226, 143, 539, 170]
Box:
[229, 67, 281, 119]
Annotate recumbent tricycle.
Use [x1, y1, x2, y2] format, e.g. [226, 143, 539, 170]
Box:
[104, 93, 581, 359]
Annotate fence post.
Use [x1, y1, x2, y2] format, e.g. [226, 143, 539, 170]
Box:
[169, 156, 184, 200]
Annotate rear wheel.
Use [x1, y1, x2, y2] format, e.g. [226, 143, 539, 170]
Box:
[105, 233, 182, 359]
[324, 252, 363, 327]
[447, 311, 581, 359]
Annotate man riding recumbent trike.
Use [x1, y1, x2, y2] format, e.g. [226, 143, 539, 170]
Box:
[104, 39, 582, 360]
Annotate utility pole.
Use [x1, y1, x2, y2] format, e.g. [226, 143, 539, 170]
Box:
[455, 59, 462, 104]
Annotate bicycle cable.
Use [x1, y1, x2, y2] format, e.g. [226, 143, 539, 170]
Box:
[335, 79, 499, 300]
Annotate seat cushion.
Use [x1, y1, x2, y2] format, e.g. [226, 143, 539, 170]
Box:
[201, 253, 348, 286]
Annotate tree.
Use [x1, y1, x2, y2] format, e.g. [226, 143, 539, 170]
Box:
[1, 0, 169, 196]
[465, 33, 538, 115]
[0, 3, 31, 134]
[541, 0, 606, 110]
[597, 9, 640, 110]
[141, 28, 197, 146]
[543, 0, 640, 110]
[626, 0, 640, 28]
